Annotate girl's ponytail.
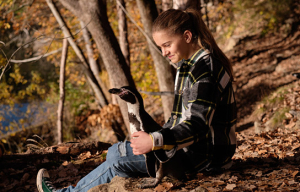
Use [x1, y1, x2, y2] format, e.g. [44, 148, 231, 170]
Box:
[186, 9, 234, 81]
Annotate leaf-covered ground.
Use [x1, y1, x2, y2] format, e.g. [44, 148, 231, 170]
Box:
[1, 24, 300, 192]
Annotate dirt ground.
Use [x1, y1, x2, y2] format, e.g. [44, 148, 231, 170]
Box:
[1, 26, 300, 192]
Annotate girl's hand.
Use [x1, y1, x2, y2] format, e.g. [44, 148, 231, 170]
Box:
[130, 131, 153, 155]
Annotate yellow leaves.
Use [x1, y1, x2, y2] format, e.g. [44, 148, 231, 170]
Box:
[0, 84, 13, 100]
[19, 118, 25, 125]
[4, 23, 11, 29]
[0, 54, 7, 67]
[31, 71, 43, 84]
[25, 83, 46, 98]
[9, 125, 14, 132]
[17, 90, 26, 99]
[9, 66, 27, 84]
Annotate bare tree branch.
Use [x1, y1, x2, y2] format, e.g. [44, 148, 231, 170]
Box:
[139, 90, 174, 96]
[0, 34, 51, 80]
[57, 38, 68, 144]
[9, 48, 62, 63]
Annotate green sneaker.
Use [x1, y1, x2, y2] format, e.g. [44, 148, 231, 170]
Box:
[36, 168, 57, 192]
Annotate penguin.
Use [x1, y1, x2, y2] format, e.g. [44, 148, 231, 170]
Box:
[109, 86, 186, 188]
[109, 86, 161, 134]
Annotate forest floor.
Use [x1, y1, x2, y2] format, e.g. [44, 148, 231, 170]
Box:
[1, 28, 300, 191]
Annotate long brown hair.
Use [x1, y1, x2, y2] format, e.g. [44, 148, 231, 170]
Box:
[152, 9, 234, 81]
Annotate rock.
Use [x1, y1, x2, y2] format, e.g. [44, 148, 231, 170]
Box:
[87, 175, 208, 192]
[87, 176, 129, 192]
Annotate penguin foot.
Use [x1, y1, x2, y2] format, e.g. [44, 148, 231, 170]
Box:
[137, 178, 159, 188]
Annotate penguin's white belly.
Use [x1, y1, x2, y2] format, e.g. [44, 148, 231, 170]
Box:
[130, 122, 139, 134]
[128, 104, 144, 134]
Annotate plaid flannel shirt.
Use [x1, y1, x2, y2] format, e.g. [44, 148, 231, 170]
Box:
[152, 49, 237, 172]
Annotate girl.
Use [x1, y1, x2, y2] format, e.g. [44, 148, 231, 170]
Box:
[37, 8, 237, 192]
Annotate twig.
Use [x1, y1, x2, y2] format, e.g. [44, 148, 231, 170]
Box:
[9, 48, 62, 63]
[139, 90, 174, 96]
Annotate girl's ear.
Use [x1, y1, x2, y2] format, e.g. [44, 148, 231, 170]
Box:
[183, 30, 193, 43]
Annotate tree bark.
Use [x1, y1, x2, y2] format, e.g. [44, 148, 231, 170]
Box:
[80, 21, 111, 103]
[201, 0, 209, 29]
[58, 0, 136, 132]
[136, 0, 175, 122]
[162, 0, 173, 11]
[57, 38, 68, 144]
[116, 0, 130, 67]
[46, 0, 108, 110]
[173, 0, 201, 10]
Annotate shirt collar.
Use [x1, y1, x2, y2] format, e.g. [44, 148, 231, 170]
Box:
[183, 49, 209, 66]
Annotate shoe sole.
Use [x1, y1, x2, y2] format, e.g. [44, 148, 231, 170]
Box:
[36, 168, 47, 192]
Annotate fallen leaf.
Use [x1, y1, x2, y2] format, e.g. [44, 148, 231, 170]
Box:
[285, 112, 293, 119]
[62, 161, 69, 166]
[247, 184, 257, 190]
[288, 180, 296, 185]
[292, 171, 299, 177]
[285, 121, 296, 129]
[258, 149, 267, 155]
[212, 179, 225, 185]
[78, 151, 92, 160]
[225, 183, 236, 190]
[206, 187, 218, 192]
[228, 176, 238, 182]
[256, 171, 263, 177]
[292, 144, 300, 151]
[154, 182, 173, 192]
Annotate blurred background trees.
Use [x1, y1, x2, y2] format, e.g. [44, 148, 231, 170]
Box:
[0, 0, 298, 153]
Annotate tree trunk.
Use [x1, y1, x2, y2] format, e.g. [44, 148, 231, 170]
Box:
[58, 0, 136, 132]
[173, 0, 201, 10]
[136, 0, 175, 122]
[80, 21, 111, 103]
[46, 0, 108, 110]
[116, 0, 130, 67]
[57, 38, 68, 144]
[162, 0, 173, 11]
[202, 0, 209, 29]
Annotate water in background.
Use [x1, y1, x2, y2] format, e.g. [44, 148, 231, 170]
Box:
[0, 102, 53, 135]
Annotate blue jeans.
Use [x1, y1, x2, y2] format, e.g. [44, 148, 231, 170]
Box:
[57, 141, 148, 192]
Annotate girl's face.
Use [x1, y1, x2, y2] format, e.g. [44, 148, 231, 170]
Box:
[153, 30, 195, 63]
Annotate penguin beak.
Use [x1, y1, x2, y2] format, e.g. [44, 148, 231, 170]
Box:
[109, 88, 128, 97]
[109, 88, 122, 95]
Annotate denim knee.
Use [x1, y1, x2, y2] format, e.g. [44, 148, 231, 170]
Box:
[105, 141, 147, 178]
[106, 142, 121, 165]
